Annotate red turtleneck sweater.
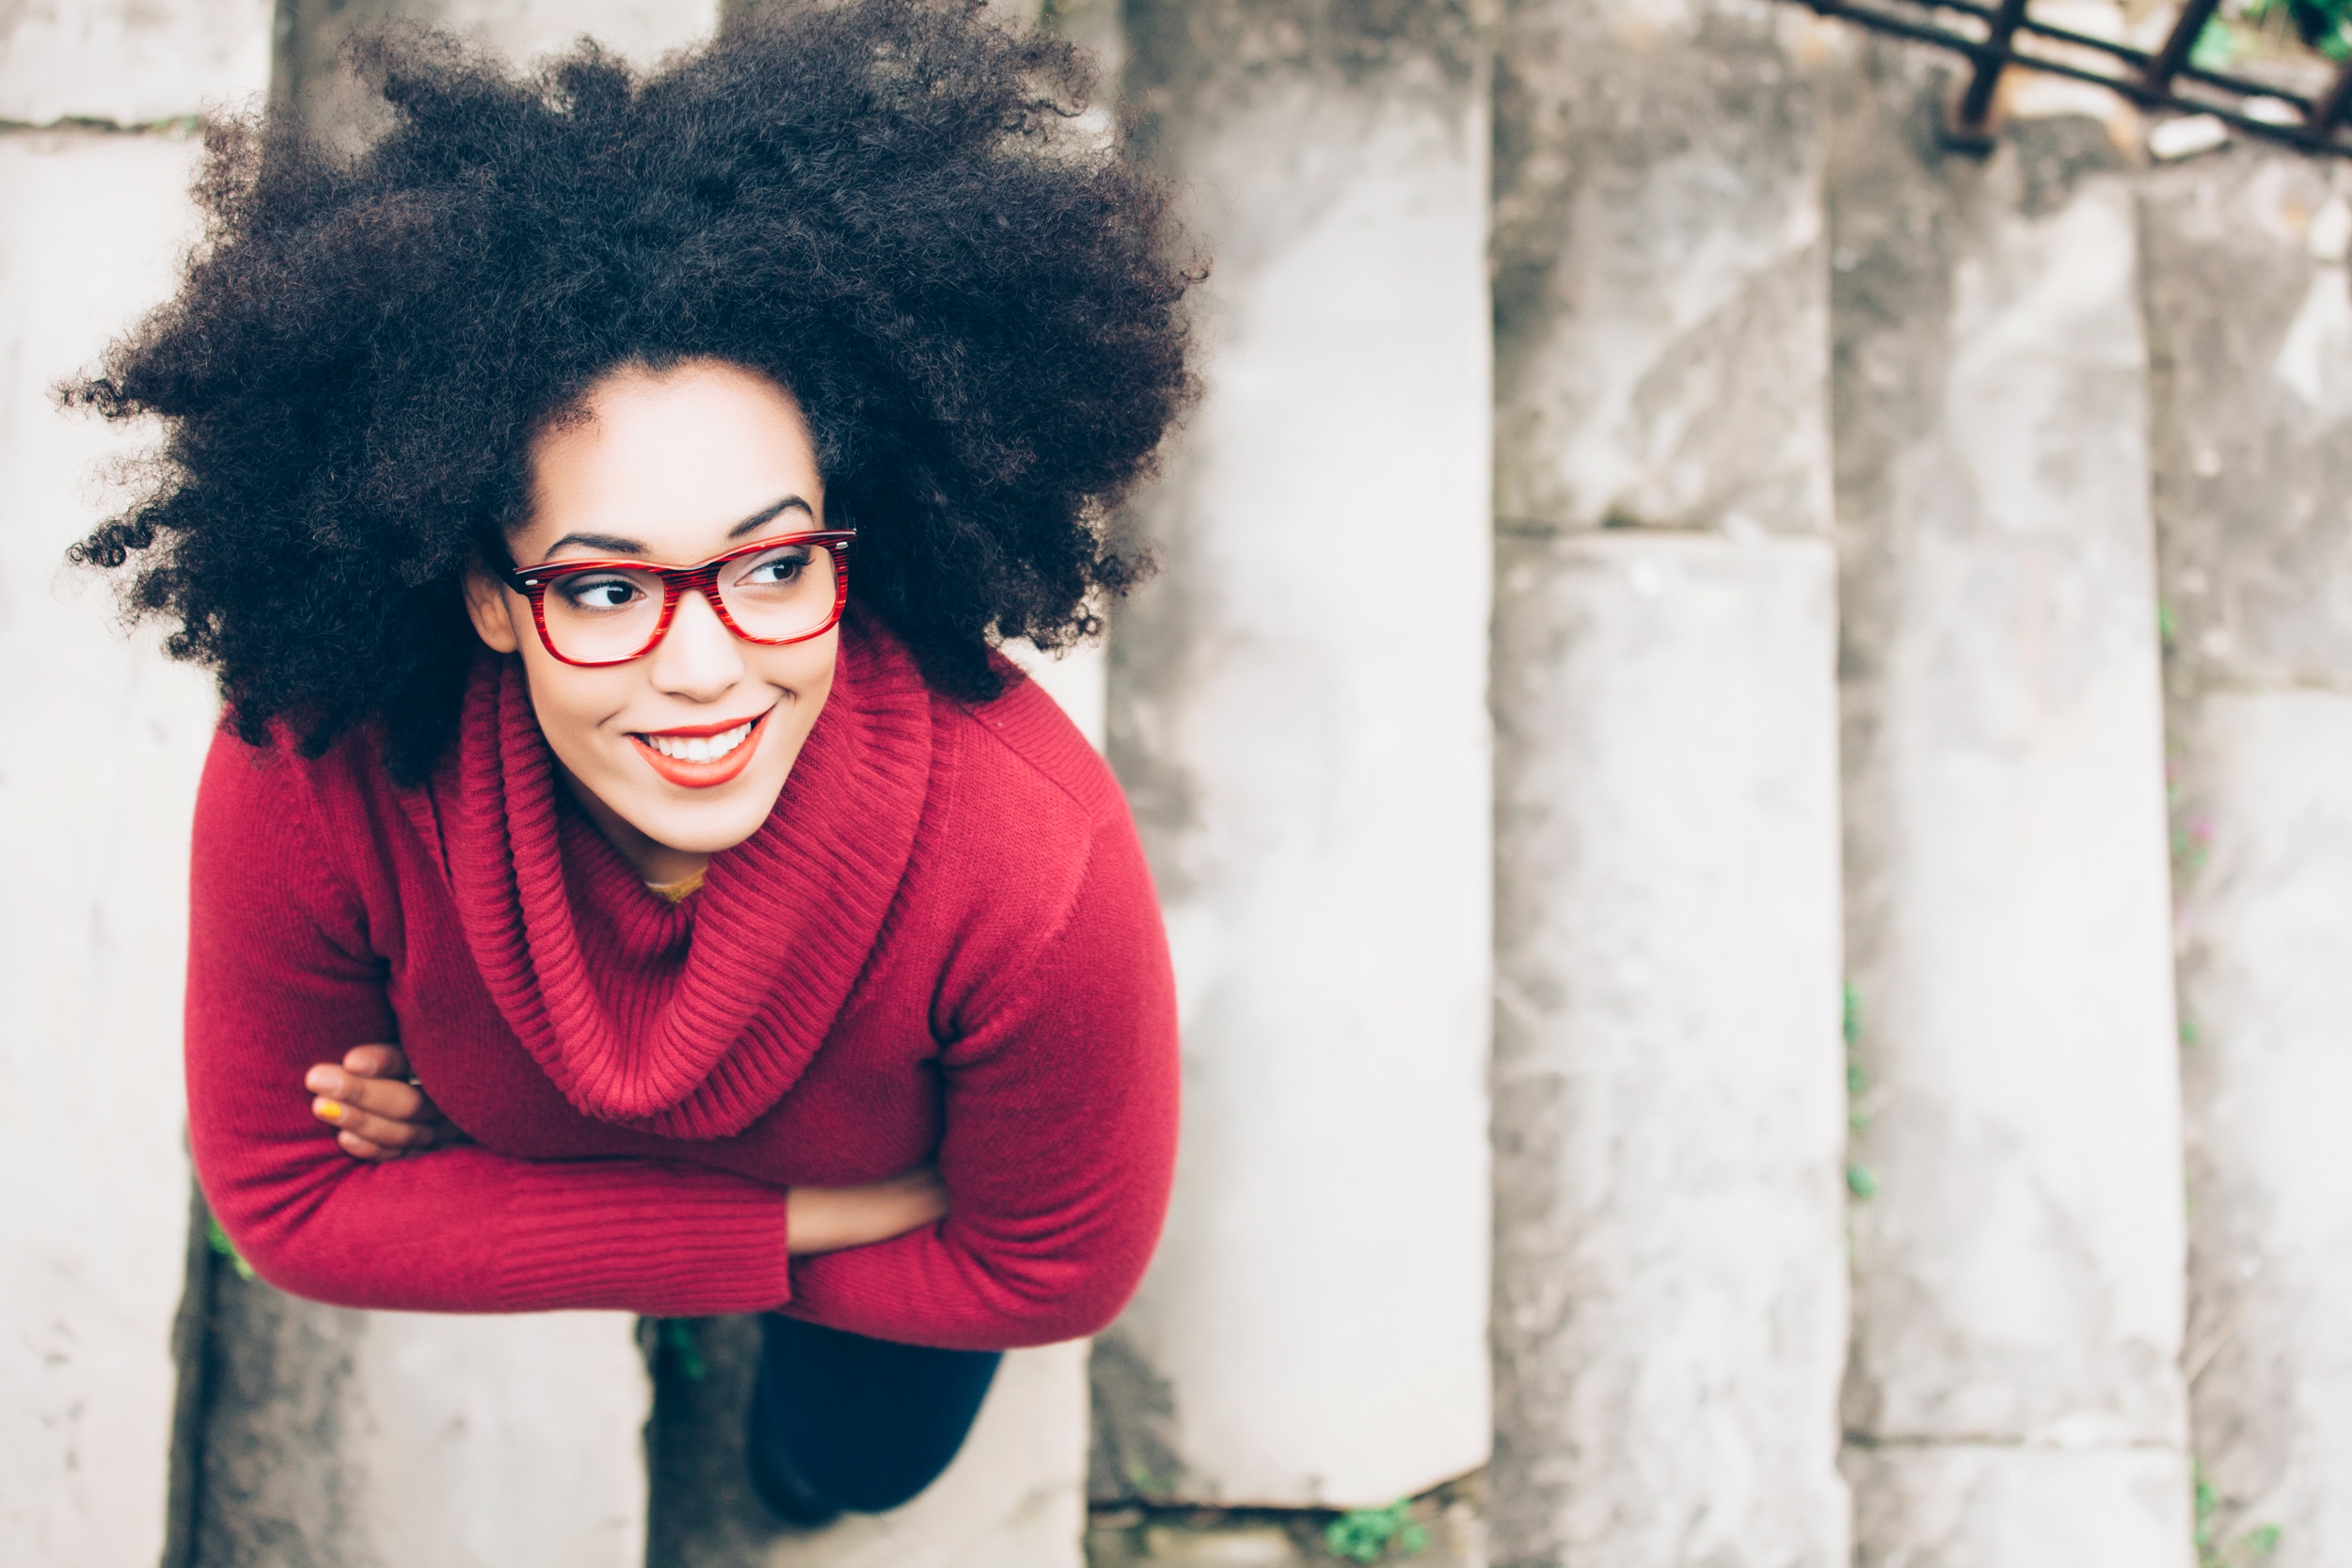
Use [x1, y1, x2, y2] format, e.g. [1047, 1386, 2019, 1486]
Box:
[186, 615, 1179, 1349]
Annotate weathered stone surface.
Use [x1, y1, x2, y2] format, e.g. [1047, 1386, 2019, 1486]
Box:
[1492, 0, 1833, 540]
[0, 125, 223, 1568]
[1830, 43, 2189, 1560]
[1488, 532, 1849, 1568]
[1102, 0, 1493, 1508]
[1486, 8, 1846, 1561]
[1842, 1446, 2193, 1568]
[2141, 147, 2352, 1568]
[648, 1317, 1089, 1568]
[0, 0, 273, 124]
[2140, 150, 2352, 701]
[2166, 696, 2352, 1567]
[195, 1268, 649, 1568]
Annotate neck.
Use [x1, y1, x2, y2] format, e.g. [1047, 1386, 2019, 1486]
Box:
[556, 763, 711, 885]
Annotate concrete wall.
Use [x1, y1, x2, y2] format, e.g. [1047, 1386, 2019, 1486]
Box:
[1486, 3, 1851, 1563]
[2143, 147, 2352, 1568]
[1828, 45, 2192, 1564]
[0, 7, 267, 1560]
[1101, 0, 1496, 1509]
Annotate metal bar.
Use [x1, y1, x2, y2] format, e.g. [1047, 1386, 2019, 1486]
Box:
[1797, 0, 2352, 156]
[2309, 57, 2352, 137]
[2144, 0, 2226, 94]
[1956, 0, 2032, 130]
[1912, 0, 2317, 110]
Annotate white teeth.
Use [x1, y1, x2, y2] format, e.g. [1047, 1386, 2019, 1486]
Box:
[644, 721, 752, 763]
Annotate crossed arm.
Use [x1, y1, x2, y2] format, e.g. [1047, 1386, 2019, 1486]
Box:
[304, 1044, 946, 1256]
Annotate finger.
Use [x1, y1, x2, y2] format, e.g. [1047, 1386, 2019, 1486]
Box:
[312, 1097, 439, 1149]
[335, 1128, 403, 1164]
[304, 1066, 438, 1124]
[341, 1043, 410, 1081]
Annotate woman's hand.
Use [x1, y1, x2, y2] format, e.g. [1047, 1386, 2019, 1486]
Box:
[787, 1166, 948, 1256]
[304, 1045, 463, 1163]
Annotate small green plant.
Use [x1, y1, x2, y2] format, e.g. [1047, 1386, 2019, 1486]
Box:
[1843, 985, 1877, 1196]
[1124, 1465, 1180, 1499]
[2198, 0, 2352, 68]
[206, 1213, 255, 1282]
[656, 1318, 707, 1382]
[2194, 1462, 2285, 1567]
[1325, 1498, 1428, 1563]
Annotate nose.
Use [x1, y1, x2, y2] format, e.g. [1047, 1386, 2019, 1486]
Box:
[644, 587, 747, 702]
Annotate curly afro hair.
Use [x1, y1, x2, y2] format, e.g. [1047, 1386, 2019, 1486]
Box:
[67, 0, 1198, 784]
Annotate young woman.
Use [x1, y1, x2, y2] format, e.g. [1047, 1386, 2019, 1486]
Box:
[70, 0, 1191, 1523]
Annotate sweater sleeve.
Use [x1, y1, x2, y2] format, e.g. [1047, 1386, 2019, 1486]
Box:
[780, 808, 1182, 1349]
[185, 727, 797, 1316]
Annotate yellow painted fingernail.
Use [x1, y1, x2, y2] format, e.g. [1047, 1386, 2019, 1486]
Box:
[315, 1098, 344, 1122]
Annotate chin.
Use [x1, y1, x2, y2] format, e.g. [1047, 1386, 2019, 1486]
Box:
[620, 772, 791, 856]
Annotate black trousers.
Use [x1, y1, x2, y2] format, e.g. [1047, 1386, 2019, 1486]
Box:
[747, 1313, 1002, 1520]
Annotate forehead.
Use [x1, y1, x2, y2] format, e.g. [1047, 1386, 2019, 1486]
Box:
[518, 360, 823, 557]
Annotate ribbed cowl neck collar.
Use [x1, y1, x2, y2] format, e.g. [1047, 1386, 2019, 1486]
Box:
[415, 610, 933, 1140]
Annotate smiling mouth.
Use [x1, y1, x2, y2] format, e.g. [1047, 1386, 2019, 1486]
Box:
[628, 708, 773, 788]
[642, 721, 755, 764]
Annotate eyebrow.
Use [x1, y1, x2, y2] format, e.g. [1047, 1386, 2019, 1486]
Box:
[536, 495, 816, 562]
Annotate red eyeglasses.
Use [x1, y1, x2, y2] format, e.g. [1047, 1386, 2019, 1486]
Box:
[501, 531, 855, 668]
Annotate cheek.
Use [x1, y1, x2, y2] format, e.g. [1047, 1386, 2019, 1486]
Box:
[515, 646, 633, 755]
[754, 639, 840, 711]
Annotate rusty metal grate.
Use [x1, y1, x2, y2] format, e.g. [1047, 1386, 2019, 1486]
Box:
[1786, 0, 2352, 156]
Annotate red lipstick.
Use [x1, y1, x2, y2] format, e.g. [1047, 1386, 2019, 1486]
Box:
[628, 708, 771, 790]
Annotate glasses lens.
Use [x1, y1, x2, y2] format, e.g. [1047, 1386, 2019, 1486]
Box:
[539, 567, 667, 663]
[717, 542, 839, 641]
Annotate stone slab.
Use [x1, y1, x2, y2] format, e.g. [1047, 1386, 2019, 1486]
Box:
[1104, 0, 1494, 1506]
[2170, 696, 2352, 1565]
[2141, 143, 2352, 1568]
[1830, 55, 2188, 1454]
[648, 1317, 1088, 1568]
[1491, 0, 1834, 539]
[1843, 1445, 2191, 1568]
[1488, 532, 1850, 1568]
[0, 125, 222, 1568]
[0, 0, 273, 125]
[2139, 149, 2352, 699]
[196, 1268, 648, 1568]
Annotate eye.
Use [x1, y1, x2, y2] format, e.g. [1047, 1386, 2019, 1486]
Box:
[739, 546, 813, 586]
[555, 575, 644, 612]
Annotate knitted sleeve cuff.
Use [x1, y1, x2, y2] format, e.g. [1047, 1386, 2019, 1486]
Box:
[489, 1159, 794, 1316]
